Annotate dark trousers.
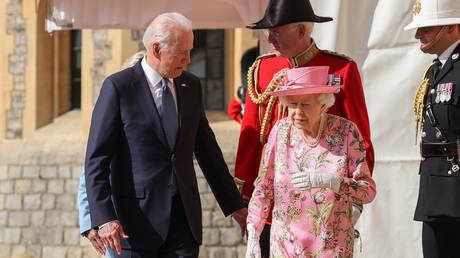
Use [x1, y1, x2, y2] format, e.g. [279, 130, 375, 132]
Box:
[260, 224, 270, 258]
[116, 195, 198, 258]
[422, 221, 460, 258]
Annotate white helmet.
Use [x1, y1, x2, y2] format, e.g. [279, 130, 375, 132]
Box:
[404, 0, 460, 30]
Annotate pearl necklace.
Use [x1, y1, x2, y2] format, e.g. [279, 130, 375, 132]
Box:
[301, 114, 326, 147]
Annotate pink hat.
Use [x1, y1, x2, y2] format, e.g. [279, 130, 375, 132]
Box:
[269, 66, 342, 96]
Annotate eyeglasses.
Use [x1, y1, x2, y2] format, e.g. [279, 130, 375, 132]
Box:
[263, 24, 298, 38]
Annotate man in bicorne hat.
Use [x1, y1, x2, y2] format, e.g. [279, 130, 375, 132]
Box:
[405, 0, 460, 256]
[233, 0, 375, 256]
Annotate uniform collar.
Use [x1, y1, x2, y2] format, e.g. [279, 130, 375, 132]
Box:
[438, 39, 460, 67]
[288, 39, 320, 67]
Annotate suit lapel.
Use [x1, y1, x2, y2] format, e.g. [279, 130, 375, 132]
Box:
[132, 61, 170, 149]
[433, 44, 460, 85]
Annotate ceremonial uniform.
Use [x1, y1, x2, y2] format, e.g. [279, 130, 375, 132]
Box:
[404, 0, 460, 255]
[414, 42, 460, 257]
[234, 41, 374, 203]
[415, 42, 460, 222]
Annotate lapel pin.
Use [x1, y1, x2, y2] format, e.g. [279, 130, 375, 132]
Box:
[180, 83, 187, 87]
[452, 53, 459, 60]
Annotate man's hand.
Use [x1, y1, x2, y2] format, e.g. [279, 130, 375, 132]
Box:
[231, 207, 248, 236]
[86, 229, 106, 255]
[98, 221, 129, 255]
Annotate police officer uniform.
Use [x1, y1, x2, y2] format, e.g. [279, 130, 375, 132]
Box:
[405, 0, 460, 257]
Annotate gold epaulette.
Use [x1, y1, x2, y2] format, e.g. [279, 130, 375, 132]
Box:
[255, 52, 277, 61]
[322, 50, 353, 61]
[413, 62, 437, 137]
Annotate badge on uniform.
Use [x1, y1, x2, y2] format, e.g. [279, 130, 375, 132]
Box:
[435, 82, 453, 103]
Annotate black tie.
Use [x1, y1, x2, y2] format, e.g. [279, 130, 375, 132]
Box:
[160, 78, 178, 150]
[431, 59, 442, 80]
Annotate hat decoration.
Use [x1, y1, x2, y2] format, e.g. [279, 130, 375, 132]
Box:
[404, 0, 460, 30]
[269, 66, 342, 97]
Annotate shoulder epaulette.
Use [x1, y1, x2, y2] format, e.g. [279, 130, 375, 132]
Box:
[255, 52, 277, 61]
[322, 50, 353, 61]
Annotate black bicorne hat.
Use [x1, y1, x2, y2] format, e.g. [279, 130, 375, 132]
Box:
[248, 0, 333, 29]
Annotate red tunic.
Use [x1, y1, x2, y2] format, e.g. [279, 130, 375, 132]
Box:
[234, 43, 375, 204]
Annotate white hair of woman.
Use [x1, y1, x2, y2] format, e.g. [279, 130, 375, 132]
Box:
[279, 93, 335, 113]
[120, 50, 146, 69]
[142, 12, 193, 50]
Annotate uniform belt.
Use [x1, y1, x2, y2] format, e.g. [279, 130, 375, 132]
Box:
[420, 140, 460, 157]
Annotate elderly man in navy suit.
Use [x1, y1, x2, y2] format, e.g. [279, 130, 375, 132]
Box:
[84, 12, 247, 258]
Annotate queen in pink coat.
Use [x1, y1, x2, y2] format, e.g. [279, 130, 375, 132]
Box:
[245, 66, 376, 258]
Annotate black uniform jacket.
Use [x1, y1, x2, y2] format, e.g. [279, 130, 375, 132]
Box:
[415, 43, 460, 222]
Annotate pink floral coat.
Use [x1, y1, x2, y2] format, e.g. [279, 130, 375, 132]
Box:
[247, 114, 377, 258]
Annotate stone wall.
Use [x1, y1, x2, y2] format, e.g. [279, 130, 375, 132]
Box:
[5, 0, 27, 139]
[90, 30, 112, 105]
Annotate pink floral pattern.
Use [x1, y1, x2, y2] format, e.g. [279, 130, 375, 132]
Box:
[247, 114, 376, 258]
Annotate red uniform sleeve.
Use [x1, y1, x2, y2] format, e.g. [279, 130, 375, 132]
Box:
[329, 61, 375, 173]
[234, 92, 265, 201]
[226, 97, 242, 124]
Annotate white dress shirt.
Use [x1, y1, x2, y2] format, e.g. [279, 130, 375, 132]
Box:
[141, 57, 178, 113]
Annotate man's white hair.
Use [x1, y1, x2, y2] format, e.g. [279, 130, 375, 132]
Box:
[291, 22, 314, 37]
[142, 12, 193, 50]
[279, 93, 335, 112]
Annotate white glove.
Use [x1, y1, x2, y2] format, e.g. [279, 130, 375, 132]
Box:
[351, 204, 362, 225]
[291, 170, 342, 193]
[245, 224, 261, 258]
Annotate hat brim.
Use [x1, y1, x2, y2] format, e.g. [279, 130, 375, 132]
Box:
[404, 18, 460, 30]
[269, 85, 342, 96]
[247, 16, 333, 29]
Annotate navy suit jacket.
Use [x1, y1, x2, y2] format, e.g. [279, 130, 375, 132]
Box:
[84, 61, 244, 250]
